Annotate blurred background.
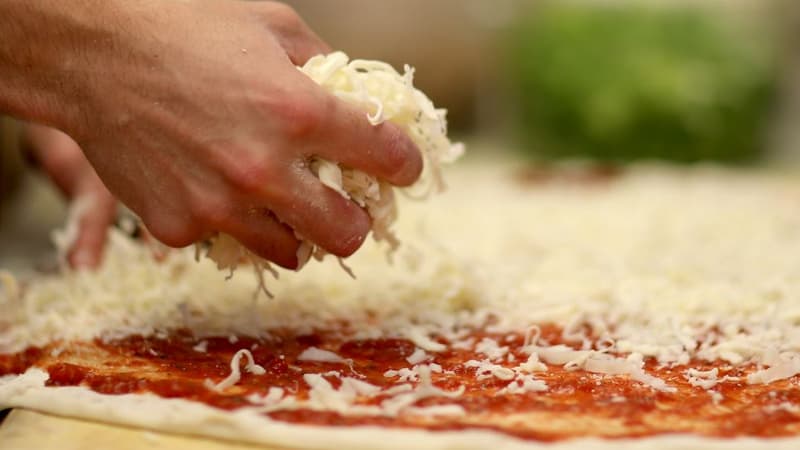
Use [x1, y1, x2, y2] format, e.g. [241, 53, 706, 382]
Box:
[286, 0, 799, 163]
[1, 0, 800, 267]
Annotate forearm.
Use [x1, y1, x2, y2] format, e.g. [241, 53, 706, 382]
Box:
[0, 0, 129, 132]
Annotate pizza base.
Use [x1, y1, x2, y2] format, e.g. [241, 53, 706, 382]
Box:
[0, 410, 267, 450]
[3, 369, 799, 450]
[6, 164, 800, 448]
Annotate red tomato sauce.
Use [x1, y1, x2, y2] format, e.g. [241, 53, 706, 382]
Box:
[2, 325, 800, 441]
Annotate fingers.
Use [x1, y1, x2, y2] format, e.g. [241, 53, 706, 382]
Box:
[278, 27, 331, 66]
[221, 208, 301, 270]
[20, 123, 119, 269]
[67, 191, 117, 269]
[300, 94, 424, 187]
[262, 2, 331, 65]
[269, 167, 371, 258]
[259, 2, 423, 187]
[21, 124, 87, 197]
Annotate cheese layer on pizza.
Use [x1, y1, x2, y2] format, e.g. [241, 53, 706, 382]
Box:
[3, 163, 800, 449]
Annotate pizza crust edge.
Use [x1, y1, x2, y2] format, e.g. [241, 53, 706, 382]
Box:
[2, 368, 799, 450]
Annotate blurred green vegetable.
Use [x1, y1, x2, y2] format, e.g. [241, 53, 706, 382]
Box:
[505, 3, 776, 163]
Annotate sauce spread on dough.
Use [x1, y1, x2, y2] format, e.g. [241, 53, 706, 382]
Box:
[2, 325, 800, 441]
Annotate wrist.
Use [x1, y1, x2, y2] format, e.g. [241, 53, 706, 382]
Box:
[0, 0, 134, 134]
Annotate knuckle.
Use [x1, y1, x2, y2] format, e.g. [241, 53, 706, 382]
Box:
[223, 154, 279, 195]
[279, 94, 326, 139]
[188, 195, 232, 228]
[251, 85, 328, 140]
[266, 3, 304, 31]
[144, 219, 200, 248]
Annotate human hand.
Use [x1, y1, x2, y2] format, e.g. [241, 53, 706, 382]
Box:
[52, 1, 422, 270]
[20, 123, 117, 269]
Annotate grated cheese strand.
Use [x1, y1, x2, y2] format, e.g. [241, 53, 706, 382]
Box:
[380, 365, 465, 416]
[297, 347, 349, 364]
[204, 349, 265, 392]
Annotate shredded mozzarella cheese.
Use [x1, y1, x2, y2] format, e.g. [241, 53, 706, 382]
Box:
[499, 374, 548, 395]
[0, 271, 19, 303]
[297, 347, 349, 364]
[7, 164, 800, 404]
[379, 365, 464, 416]
[249, 365, 463, 418]
[405, 348, 429, 365]
[201, 52, 463, 294]
[465, 360, 516, 381]
[204, 349, 265, 392]
[192, 340, 208, 353]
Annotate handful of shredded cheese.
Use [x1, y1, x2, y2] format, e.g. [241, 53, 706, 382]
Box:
[202, 52, 464, 295]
